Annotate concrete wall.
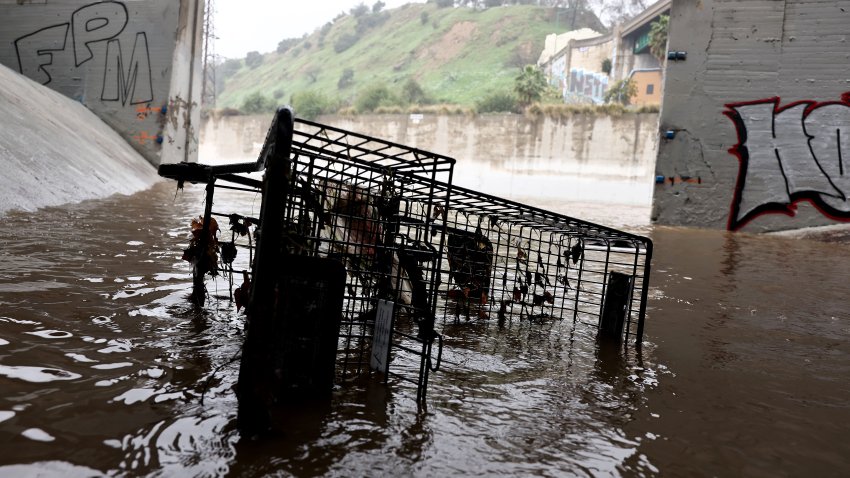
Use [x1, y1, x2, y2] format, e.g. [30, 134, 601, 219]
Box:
[201, 112, 659, 206]
[570, 37, 613, 74]
[0, 0, 204, 167]
[653, 0, 850, 231]
[0, 63, 158, 216]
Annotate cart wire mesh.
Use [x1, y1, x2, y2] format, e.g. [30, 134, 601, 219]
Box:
[158, 107, 653, 404]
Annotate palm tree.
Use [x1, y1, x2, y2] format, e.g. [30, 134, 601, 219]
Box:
[514, 65, 547, 107]
[649, 14, 669, 63]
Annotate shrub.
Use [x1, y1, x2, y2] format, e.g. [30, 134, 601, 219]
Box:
[601, 58, 612, 75]
[356, 11, 389, 34]
[334, 32, 360, 53]
[241, 92, 275, 114]
[603, 78, 637, 105]
[476, 92, 519, 113]
[374, 105, 405, 114]
[355, 83, 394, 113]
[400, 78, 429, 105]
[291, 90, 334, 120]
[414, 103, 471, 115]
[218, 107, 242, 117]
[338, 68, 355, 89]
[635, 104, 660, 113]
[305, 65, 320, 83]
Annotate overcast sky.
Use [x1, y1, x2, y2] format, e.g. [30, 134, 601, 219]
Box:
[214, 0, 426, 59]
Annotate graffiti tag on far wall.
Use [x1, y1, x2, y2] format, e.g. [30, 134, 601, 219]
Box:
[13, 1, 153, 106]
[725, 94, 850, 230]
[567, 68, 608, 104]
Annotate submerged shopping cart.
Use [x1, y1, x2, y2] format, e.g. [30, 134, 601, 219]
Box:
[159, 107, 653, 435]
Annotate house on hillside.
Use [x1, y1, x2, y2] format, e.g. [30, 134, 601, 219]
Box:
[538, 0, 671, 106]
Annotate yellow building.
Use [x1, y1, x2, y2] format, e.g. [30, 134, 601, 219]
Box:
[629, 69, 663, 107]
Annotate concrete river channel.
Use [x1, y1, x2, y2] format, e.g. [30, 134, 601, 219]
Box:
[0, 181, 848, 477]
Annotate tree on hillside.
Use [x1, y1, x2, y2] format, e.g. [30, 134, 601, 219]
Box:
[372, 1, 385, 13]
[649, 14, 669, 62]
[220, 58, 242, 79]
[514, 65, 548, 107]
[401, 78, 429, 105]
[350, 2, 369, 17]
[277, 38, 299, 54]
[245, 51, 263, 69]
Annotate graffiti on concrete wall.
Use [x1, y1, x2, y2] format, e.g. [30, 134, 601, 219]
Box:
[13, 1, 153, 106]
[550, 55, 567, 93]
[567, 69, 608, 104]
[725, 94, 850, 231]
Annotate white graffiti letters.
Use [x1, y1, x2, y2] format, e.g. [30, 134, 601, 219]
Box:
[726, 96, 850, 230]
[72, 2, 128, 67]
[13, 1, 152, 105]
[101, 32, 153, 106]
[14, 24, 70, 84]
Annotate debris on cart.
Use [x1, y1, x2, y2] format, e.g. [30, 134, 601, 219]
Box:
[158, 107, 653, 436]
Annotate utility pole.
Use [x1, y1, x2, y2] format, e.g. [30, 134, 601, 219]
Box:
[201, 0, 216, 108]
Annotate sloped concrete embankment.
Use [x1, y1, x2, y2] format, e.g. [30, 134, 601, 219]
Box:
[0, 64, 159, 216]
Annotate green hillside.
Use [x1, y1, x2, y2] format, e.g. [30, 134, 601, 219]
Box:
[215, 3, 604, 114]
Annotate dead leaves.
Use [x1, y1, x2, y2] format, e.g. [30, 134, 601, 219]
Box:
[532, 291, 554, 307]
[234, 271, 251, 312]
[229, 214, 251, 237]
[183, 216, 220, 277]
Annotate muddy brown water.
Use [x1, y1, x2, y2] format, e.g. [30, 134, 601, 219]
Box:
[1, 181, 849, 477]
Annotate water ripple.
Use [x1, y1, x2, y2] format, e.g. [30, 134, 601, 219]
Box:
[0, 365, 81, 383]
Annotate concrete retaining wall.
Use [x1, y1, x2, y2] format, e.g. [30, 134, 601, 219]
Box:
[201, 112, 659, 206]
[0, 0, 204, 167]
[653, 0, 850, 231]
[0, 63, 159, 216]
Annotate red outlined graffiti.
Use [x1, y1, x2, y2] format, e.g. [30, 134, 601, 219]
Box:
[724, 93, 850, 231]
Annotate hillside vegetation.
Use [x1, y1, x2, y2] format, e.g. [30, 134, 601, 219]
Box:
[215, 2, 605, 116]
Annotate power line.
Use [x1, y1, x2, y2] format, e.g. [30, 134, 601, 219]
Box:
[201, 0, 217, 108]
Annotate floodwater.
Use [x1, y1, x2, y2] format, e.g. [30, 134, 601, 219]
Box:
[1, 181, 849, 477]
